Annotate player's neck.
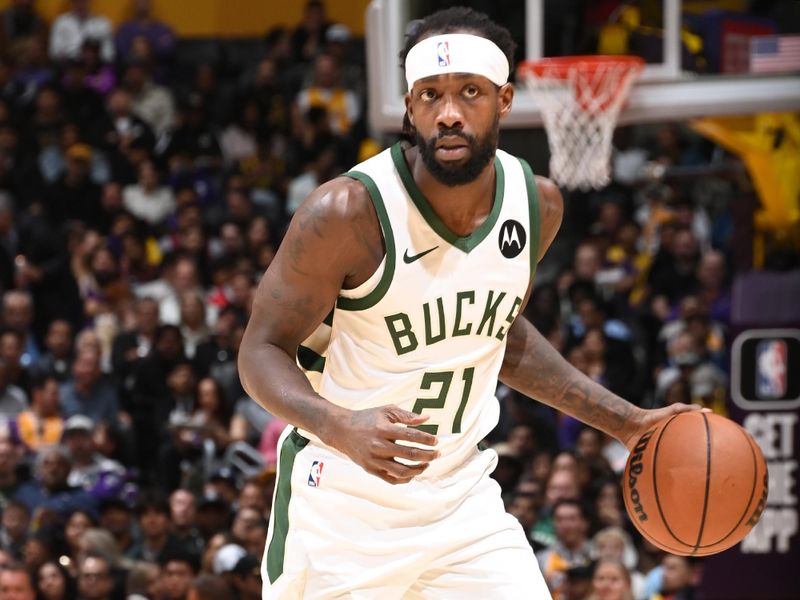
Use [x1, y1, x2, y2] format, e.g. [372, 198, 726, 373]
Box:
[408, 146, 497, 237]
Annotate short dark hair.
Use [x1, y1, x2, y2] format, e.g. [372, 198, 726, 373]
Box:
[136, 490, 170, 516]
[189, 575, 234, 600]
[160, 550, 200, 574]
[553, 498, 591, 521]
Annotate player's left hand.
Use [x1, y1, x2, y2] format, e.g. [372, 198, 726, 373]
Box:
[621, 403, 710, 451]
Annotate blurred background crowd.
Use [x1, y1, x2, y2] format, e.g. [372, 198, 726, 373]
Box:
[0, 1, 795, 600]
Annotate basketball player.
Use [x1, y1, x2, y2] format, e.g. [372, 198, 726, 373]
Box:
[239, 7, 702, 599]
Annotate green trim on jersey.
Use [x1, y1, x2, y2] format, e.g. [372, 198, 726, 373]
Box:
[518, 158, 541, 279]
[297, 345, 326, 373]
[266, 428, 309, 583]
[390, 142, 505, 253]
[337, 171, 396, 311]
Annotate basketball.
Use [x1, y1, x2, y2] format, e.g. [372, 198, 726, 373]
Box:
[623, 412, 768, 556]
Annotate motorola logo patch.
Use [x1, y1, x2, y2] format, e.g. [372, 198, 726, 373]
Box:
[498, 220, 526, 258]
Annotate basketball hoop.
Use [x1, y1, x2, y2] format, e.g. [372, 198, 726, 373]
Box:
[518, 56, 645, 191]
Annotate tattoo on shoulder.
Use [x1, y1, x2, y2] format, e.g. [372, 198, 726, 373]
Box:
[296, 196, 330, 238]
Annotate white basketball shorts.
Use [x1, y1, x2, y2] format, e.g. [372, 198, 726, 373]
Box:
[261, 426, 552, 599]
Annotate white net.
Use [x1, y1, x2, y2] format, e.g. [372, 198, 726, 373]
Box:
[520, 58, 644, 191]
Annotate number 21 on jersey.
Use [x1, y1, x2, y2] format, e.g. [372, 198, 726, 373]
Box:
[412, 367, 475, 434]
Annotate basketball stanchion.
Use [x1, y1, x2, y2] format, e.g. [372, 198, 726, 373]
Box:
[517, 56, 645, 191]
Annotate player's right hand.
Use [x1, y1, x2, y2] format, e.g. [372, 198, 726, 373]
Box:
[325, 405, 440, 485]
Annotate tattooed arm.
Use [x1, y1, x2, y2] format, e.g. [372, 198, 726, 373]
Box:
[499, 178, 700, 450]
[239, 177, 439, 484]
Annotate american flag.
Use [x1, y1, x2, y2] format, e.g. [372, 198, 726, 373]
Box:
[750, 35, 800, 73]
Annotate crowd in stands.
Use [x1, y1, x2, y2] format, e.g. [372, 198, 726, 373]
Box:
[0, 1, 763, 599]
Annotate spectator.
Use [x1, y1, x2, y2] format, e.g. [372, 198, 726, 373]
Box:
[508, 490, 546, 553]
[650, 555, 702, 600]
[115, 0, 175, 63]
[0, 500, 29, 558]
[44, 143, 103, 230]
[16, 373, 63, 450]
[61, 415, 125, 494]
[2, 290, 40, 368]
[564, 563, 595, 600]
[59, 57, 104, 133]
[63, 509, 95, 569]
[122, 160, 176, 227]
[135, 254, 201, 326]
[231, 555, 260, 600]
[295, 52, 359, 137]
[128, 324, 184, 476]
[129, 491, 183, 563]
[593, 527, 645, 600]
[178, 292, 208, 360]
[33, 319, 74, 382]
[125, 560, 160, 600]
[290, 0, 330, 64]
[93, 87, 156, 183]
[219, 99, 259, 167]
[590, 559, 634, 600]
[49, 0, 114, 64]
[97, 497, 135, 558]
[59, 347, 120, 427]
[0, 0, 46, 56]
[0, 562, 36, 600]
[537, 499, 594, 599]
[162, 93, 222, 170]
[235, 478, 270, 516]
[14, 444, 97, 519]
[36, 560, 76, 600]
[80, 38, 115, 98]
[199, 532, 232, 576]
[76, 554, 115, 600]
[159, 552, 199, 600]
[0, 355, 27, 418]
[695, 250, 730, 324]
[168, 489, 204, 559]
[122, 59, 175, 138]
[111, 296, 159, 394]
[0, 439, 23, 507]
[187, 574, 234, 600]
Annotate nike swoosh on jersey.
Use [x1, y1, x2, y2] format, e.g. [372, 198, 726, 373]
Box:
[403, 246, 439, 264]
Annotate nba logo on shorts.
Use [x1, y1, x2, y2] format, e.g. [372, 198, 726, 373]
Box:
[756, 339, 787, 398]
[437, 41, 450, 66]
[308, 460, 324, 487]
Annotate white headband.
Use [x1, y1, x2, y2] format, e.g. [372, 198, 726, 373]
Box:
[405, 33, 509, 91]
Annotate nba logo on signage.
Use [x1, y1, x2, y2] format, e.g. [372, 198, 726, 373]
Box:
[732, 329, 800, 409]
[756, 339, 787, 398]
[308, 460, 324, 487]
[437, 41, 450, 66]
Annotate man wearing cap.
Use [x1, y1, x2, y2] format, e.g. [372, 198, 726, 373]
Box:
[240, 6, 701, 598]
[61, 415, 125, 495]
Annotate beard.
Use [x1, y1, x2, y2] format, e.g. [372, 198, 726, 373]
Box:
[414, 116, 499, 187]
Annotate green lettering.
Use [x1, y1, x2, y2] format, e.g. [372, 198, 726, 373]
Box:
[495, 296, 523, 341]
[423, 297, 446, 345]
[452, 291, 475, 337]
[384, 313, 418, 355]
[476, 290, 506, 336]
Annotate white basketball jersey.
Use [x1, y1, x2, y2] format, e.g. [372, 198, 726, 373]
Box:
[297, 142, 540, 477]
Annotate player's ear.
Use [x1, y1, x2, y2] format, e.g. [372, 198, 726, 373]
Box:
[497, 83, 513, 119]
[404, 93, 415, 127]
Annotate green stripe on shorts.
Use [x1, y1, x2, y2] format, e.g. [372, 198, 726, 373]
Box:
[266, 428, 309, 583]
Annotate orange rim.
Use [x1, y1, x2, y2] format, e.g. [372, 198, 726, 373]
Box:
[517, 55, 645, 79]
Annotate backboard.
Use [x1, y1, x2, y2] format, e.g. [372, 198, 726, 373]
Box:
[366, 0, 800, 132]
